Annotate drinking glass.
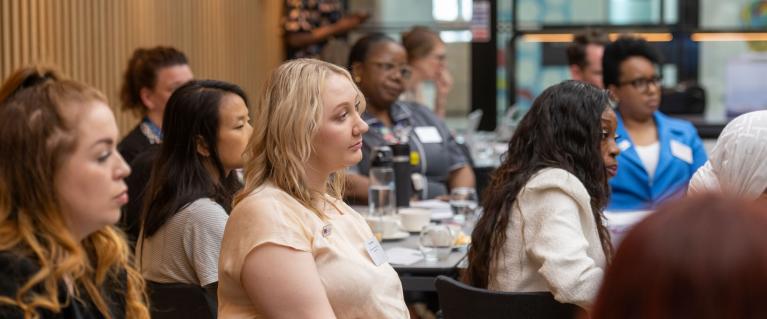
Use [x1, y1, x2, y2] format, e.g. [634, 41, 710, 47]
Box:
[419, 224, 454, 262]
[450, 187, 479, 227]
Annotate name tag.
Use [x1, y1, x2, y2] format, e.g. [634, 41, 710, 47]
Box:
[414, 126, 443, 143]
[618, 140, 632, 152]
[670, 140, 693, 164]
[364, 237, 388, 266]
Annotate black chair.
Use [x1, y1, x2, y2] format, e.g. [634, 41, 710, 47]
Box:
[146, 281, 217, 319]
[659, 83, 706, 115]
[435, 275, 583, 319]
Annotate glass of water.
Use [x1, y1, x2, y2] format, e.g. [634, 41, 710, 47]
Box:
[419, 224, 454, 262]
[450, 187, 479, 227]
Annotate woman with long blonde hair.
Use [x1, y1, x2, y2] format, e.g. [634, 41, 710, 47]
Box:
[0, 66, 149, 319]
[217, 58, 409, 318]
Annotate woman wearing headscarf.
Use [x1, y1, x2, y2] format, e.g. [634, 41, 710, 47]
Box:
[688, 110, 767, 201]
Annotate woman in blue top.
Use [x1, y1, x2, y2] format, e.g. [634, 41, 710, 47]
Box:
[603, 35, 707, 211]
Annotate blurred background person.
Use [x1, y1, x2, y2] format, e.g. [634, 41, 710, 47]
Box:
[566, 29, 609, 89]
[118, 46, 194, 244]
[118, 46, 193, 165]
[401, 26, 453, 118]
[217, 59, 409, 318]
[283, 0, 369, 66]
[604, 35, 707, 211]
[0, 66, 148, 319]
[466, 80, 619, 310]
[346, 33, 474, 202]
[136, 80, 251, 310]
[688, 110, 767, 201]
[592, 194, 767, 319]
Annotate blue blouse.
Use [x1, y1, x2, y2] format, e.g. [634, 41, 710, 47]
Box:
[608, 111, 707, 211]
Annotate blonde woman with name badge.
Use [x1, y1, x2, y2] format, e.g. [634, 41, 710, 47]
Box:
[217, 59, 409, 319]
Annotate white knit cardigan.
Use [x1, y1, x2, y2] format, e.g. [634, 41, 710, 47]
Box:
[488, 168, 606, 309]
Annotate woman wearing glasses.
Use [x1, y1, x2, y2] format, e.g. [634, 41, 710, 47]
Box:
[603, 35, 706, 211]
[345, 33, 475, 201]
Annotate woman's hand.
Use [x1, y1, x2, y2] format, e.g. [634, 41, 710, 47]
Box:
[434, 69, 453, 118]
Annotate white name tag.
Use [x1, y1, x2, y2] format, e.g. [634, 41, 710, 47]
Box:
[670, 140, 693, 164]
[618, 140, 632, 152]
[364, 237, 388, 266]
[414, 126, 443, 143]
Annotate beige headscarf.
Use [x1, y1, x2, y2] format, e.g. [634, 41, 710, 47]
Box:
[688, 110, 767, 200]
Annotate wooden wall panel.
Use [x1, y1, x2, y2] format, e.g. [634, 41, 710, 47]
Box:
[0, 0, 283, 136]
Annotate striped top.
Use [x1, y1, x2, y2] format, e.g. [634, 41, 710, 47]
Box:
[136, 198, 228, 287]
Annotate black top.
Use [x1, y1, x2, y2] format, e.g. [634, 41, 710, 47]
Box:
[117, 124, 151, 166]
[0, 251, 127, 319]
[121, 145, 160, 244]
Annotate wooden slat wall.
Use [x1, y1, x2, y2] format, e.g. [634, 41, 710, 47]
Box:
[0, 0, 283, 136]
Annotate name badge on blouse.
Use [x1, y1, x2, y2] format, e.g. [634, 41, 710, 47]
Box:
[364, 237, 388, 266]
[618, 140, 632, 152]
[414, 126, 443, 143]
[670, 140, 693, 164]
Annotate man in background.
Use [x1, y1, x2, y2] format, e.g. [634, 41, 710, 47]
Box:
[566, 29, 609, 89]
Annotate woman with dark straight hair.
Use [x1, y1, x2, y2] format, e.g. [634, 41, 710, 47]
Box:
[136, 80, 252, 300]
[592, 194, 767, 319]
[466, 80, 620, 309]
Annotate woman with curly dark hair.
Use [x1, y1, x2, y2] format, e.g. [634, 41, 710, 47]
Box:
[465, 80, 620, 310]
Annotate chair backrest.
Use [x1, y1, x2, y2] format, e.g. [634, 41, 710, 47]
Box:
[659, 84, 706, 115]
[146, 281, 216, 319]
[435, 275, 583, 319]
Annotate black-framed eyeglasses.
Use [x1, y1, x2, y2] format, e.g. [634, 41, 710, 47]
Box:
[618, 75, 662, 92]
[368, 61, 412, 79]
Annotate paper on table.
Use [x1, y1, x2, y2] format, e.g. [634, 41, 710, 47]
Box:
[410, 199, 453, 220]
[385, 247, 424, 265]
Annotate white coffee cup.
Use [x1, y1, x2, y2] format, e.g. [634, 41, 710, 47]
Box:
[398, 208, 432, 232]
[365, 215, 400, 237]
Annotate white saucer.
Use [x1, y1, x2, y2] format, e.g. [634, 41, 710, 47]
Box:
[402, 225, 428, 233]
[382, 231, 410, 241]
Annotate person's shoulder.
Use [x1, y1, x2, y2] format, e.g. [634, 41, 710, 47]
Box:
[237, 183, 288, 204]
[182, 198, 228, 221]
[118, 124, 147, 148]
[524, 168, 589, 198]
[657, 112, 698, 135]
[118, 125, 150, 161]
[186, 197, 225, 211]
[129, 144, 160, 167]
[399, 100, 436, 118]
[231, 183, 302, 219]
[227, 184, 316, 238]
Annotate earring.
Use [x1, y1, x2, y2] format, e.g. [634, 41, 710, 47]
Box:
[354, 76, 361, 83]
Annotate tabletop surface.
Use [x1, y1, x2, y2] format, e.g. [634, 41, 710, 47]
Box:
[352, 205, 468, 273]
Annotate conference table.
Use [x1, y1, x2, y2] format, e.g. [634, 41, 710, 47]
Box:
[354, 202, 468, 293]
[381, 232, 467, 292]
[355, 203, 652, 293]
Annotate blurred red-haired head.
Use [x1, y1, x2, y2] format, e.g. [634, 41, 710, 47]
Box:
[592, 193, 767, 319]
